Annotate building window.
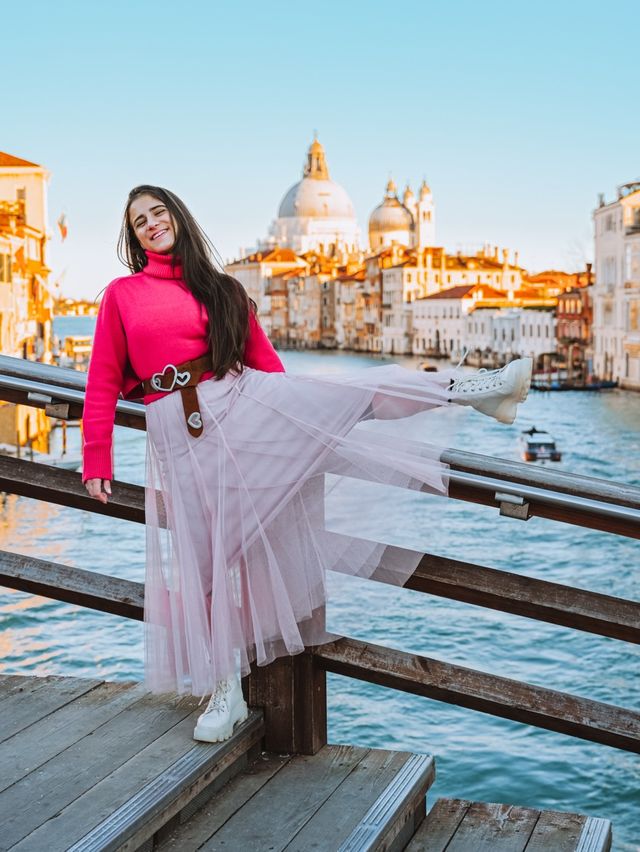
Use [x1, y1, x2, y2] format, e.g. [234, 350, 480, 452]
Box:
[16, 187, 26, 202]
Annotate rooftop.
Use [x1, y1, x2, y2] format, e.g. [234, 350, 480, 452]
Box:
[0, 152, 43, 168]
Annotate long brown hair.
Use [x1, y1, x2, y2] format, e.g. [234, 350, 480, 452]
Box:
[118, 185, 255, 379]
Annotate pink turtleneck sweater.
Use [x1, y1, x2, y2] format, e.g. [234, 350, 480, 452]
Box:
[82, 251, 285, 483]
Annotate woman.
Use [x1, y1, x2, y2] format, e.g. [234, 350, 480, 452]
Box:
[83, 185, 532, 743]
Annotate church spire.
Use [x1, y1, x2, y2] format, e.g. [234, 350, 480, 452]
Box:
[303, 135, 330, 180]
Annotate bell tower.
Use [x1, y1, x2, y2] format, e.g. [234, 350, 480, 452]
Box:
[415, 179, 435, 248]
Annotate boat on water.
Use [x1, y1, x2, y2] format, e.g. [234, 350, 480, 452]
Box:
[519, 427, 562, 462]
[417, 361, 439, 372]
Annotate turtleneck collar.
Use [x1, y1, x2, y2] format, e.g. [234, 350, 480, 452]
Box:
[144, 250, 183, 280]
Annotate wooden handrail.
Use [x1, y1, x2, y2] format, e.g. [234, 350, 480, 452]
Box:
[403, 552, 640, 644]
[314, 637, 640, 753]
[3, 546, 639, 645]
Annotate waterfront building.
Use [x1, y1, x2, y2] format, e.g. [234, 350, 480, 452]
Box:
[0, 151, 54, 451]
[465, 305, 557, 366]
[225, 246, 308, 327]
[412, 283, 505, 360]
[55, 296, 100, 317]
[383, 250, 525, 356]
[593, 180, 640, 388]
[556, 282, 594, 383]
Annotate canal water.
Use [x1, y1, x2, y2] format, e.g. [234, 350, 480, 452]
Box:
[1, 317, 638, 849]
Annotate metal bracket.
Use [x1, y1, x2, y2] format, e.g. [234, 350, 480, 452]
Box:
[45, 402, 71, 419]
[495, 491, 531, 521]
[27, 391, 71, 420]
[27, 392, 52, 405]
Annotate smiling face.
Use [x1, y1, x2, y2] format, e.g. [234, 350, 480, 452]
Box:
[128, 193, 177, 254]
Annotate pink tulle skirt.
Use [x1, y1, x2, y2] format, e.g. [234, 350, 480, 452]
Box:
[143, 363, 457, 696]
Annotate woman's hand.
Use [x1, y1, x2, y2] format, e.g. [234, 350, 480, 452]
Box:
[85, 478, 112, 504]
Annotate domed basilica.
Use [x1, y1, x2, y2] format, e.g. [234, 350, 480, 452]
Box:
[264, 137, 435, 255]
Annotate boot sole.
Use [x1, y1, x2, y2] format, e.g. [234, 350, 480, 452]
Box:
[193, 701, 249, 743]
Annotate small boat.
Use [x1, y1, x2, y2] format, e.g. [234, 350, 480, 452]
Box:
[417, 361, 438, 372]
[519, 427, 562, 462]
[531, 377, 618, 392]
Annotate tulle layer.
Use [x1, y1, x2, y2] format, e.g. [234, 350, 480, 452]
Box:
[143, 363, 457, 696]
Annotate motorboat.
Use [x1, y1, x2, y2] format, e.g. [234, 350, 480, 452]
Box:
[519, 427, 562, 462]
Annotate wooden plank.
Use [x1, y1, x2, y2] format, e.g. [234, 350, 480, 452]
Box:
[247, 649, 327, 755]
[0, 455, 145, 524]
[157, 753, 292, 851]
[0, 675, 102, 743]
[407, 798, 472, 851]
[0, 681, 146, 792]
[443, 801, 539, 851]
[43, 712, 263, 852]
[314, 637, 640, 753]
[0, 689, 199, 848]
[404, 552, 640, 644]
[284, 749, 413, 851]
[0, 674, 50, 705]
[4, 541, 639, 647]
[0, 550, 144, 620]
[523, 809, 587, 851]
[199, 745, 369, 851]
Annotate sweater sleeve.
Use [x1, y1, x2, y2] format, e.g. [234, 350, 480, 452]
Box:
[82, 282, 129, 483]
[243, 311, 285, 373]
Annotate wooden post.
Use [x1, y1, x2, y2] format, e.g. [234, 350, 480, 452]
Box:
[246, 650, 327, 756]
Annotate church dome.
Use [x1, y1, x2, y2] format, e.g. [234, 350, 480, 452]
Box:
[369, 178, 414, 234]
[277, 137, 356, 220]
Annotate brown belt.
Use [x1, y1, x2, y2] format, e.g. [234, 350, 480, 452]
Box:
[142, 354, 212, 438]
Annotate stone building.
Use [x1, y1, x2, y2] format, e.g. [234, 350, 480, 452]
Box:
[0, 151, 54, 450]
[592, 180, 640, 388]
[556, 283, 593, 383]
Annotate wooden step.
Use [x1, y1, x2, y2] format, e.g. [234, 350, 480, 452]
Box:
[0, 675, 263, 851]
[157, 745, 435, 851]
[407, 798, 612, 852]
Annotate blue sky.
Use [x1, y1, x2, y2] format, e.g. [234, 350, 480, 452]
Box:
[4, 0, 639, 299]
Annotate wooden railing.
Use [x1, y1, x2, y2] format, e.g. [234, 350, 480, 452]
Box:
[0, 354, 639, 759]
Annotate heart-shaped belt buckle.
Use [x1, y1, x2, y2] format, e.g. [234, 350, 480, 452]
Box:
[151, 364, 191, 393]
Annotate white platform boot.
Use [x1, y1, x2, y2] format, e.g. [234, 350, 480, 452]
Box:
[193, 676, 248, 743]
[449, 357, 533, 424]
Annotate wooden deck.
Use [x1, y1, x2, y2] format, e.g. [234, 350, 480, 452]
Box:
[0, 675, 613, 851]
[408, 798, 612, 852]
[0, 675, 433, 851]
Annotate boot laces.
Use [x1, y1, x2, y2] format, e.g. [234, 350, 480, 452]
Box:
[204, 679, 230, 715]
[450, 364, 507, 394]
